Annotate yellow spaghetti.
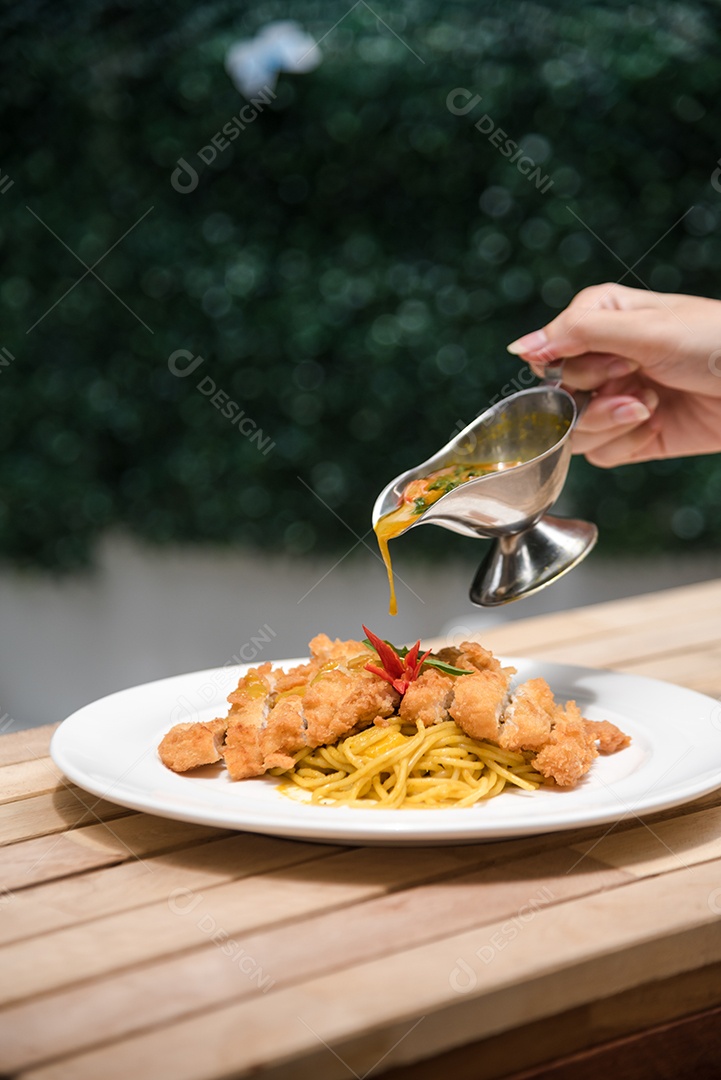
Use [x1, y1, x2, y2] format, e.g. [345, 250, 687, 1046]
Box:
[271, 719, 544, 809]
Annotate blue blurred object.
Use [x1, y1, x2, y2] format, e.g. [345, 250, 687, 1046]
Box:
[225, 21, 322, 98]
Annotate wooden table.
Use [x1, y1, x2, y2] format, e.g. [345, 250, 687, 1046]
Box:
[2, 579, 721, 1080]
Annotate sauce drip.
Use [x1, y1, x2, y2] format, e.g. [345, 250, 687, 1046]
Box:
[374, 461, 518, 616]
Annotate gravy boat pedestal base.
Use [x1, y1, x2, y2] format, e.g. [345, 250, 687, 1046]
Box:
[469, 513, 597, 607]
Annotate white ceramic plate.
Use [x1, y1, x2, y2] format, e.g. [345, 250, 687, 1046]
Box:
[50, 658, 721, 845]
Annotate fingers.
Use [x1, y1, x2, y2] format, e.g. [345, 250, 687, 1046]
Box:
[571, 387, 662, 467]
[507, 285, 684, 370]
[529, 352, 640, 389]
[573, 388, 659, 436]
[510, 308, 672, 366]
[580, 419, 663, 469]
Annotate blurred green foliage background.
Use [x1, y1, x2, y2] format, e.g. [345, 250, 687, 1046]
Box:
[1, 0, 720, 570]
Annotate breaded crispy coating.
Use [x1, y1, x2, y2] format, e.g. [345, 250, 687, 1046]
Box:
[456, 641, 503, 674]
[273, 664, 316, 695]
[584, 719, 632, 754]
[433, 646, 462, 667]
[308, 634, 368, 663]
[158, 718, 227, 773]
[434, 641, 501, 674]
[399, 668, 455, 727]
[532, 701, 598, 787]
[258, 695, 306, 771]
[448, 667, 513, 742]
[303, 669, 400, 746]
[222, 664, 276, 780]
[499, 678, 557, 753]
[224, 719, 265, 780]
[227, 662, 276, 706]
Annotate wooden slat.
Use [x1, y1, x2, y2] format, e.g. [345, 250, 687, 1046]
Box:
[425, 581, 721, 694]
[499, 1002, 721, 1080]
[481, 579, 721, 656]
[0, 724, 58, 768]
[14, 861, 721, 1080]
[0, 842, 541, 1007]
[615, 644, 721, 696]
[380, 964, 721, 1080]
[424, 579, 721, 663]
[510, 611, 721, 670]
[571, 805, 721, 878]
[0, 816, 230, 893]
[0, 832, 342, 947]
[7, 790, 721, 954]
[0, 758, 67, 805]
[0, 848, 626, 1071]
[0, 786, 132, 847]
[6, 807, 721, 1072]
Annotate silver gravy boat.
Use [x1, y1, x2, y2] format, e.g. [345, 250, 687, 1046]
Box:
[371, 384, 597, 607]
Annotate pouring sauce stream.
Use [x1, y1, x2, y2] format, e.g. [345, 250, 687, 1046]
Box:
[374, 461, 519, 615]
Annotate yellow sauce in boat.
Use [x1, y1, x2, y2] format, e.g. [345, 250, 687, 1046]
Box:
[374, 461, 519, 616]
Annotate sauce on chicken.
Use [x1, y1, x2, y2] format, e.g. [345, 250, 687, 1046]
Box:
[375, 461, 519, 615]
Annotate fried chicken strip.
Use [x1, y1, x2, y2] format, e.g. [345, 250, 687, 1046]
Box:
[221, 663, 278, 779]
[159, 638, 401, 779]
[443, 642, 516, 742]
[448, 668, 514, 742]
[399, 668, 455, 727]
[584, 719, 631, 754]
[158, 718, 227, 773]
[499, 678, 556, 753]
[532, 700, 598, 787]
[400, 642, 516, 739]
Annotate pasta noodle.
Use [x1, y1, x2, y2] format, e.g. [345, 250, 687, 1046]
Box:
[271, 719, 544, 808]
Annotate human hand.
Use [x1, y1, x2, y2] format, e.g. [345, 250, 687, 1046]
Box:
[506, 283, 721, 467]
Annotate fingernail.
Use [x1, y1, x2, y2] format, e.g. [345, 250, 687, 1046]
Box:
[507, 329, 548, 356]
[612, 401, 651, 423]
[607, 359, 639, 378]
[639, 387, 659, 411]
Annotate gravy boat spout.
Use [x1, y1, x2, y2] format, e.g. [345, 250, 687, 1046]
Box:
[372, 385, 597, 606]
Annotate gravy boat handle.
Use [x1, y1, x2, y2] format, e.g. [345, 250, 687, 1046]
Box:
[542, 362, 590, 423]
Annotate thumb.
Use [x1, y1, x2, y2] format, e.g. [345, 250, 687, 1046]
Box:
[508, 293, 683, 368]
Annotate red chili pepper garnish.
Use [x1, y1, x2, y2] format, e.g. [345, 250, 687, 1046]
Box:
[362, 624, 432, 696]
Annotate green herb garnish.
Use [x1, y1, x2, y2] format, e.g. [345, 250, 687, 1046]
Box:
[427, 476, 456, 495]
